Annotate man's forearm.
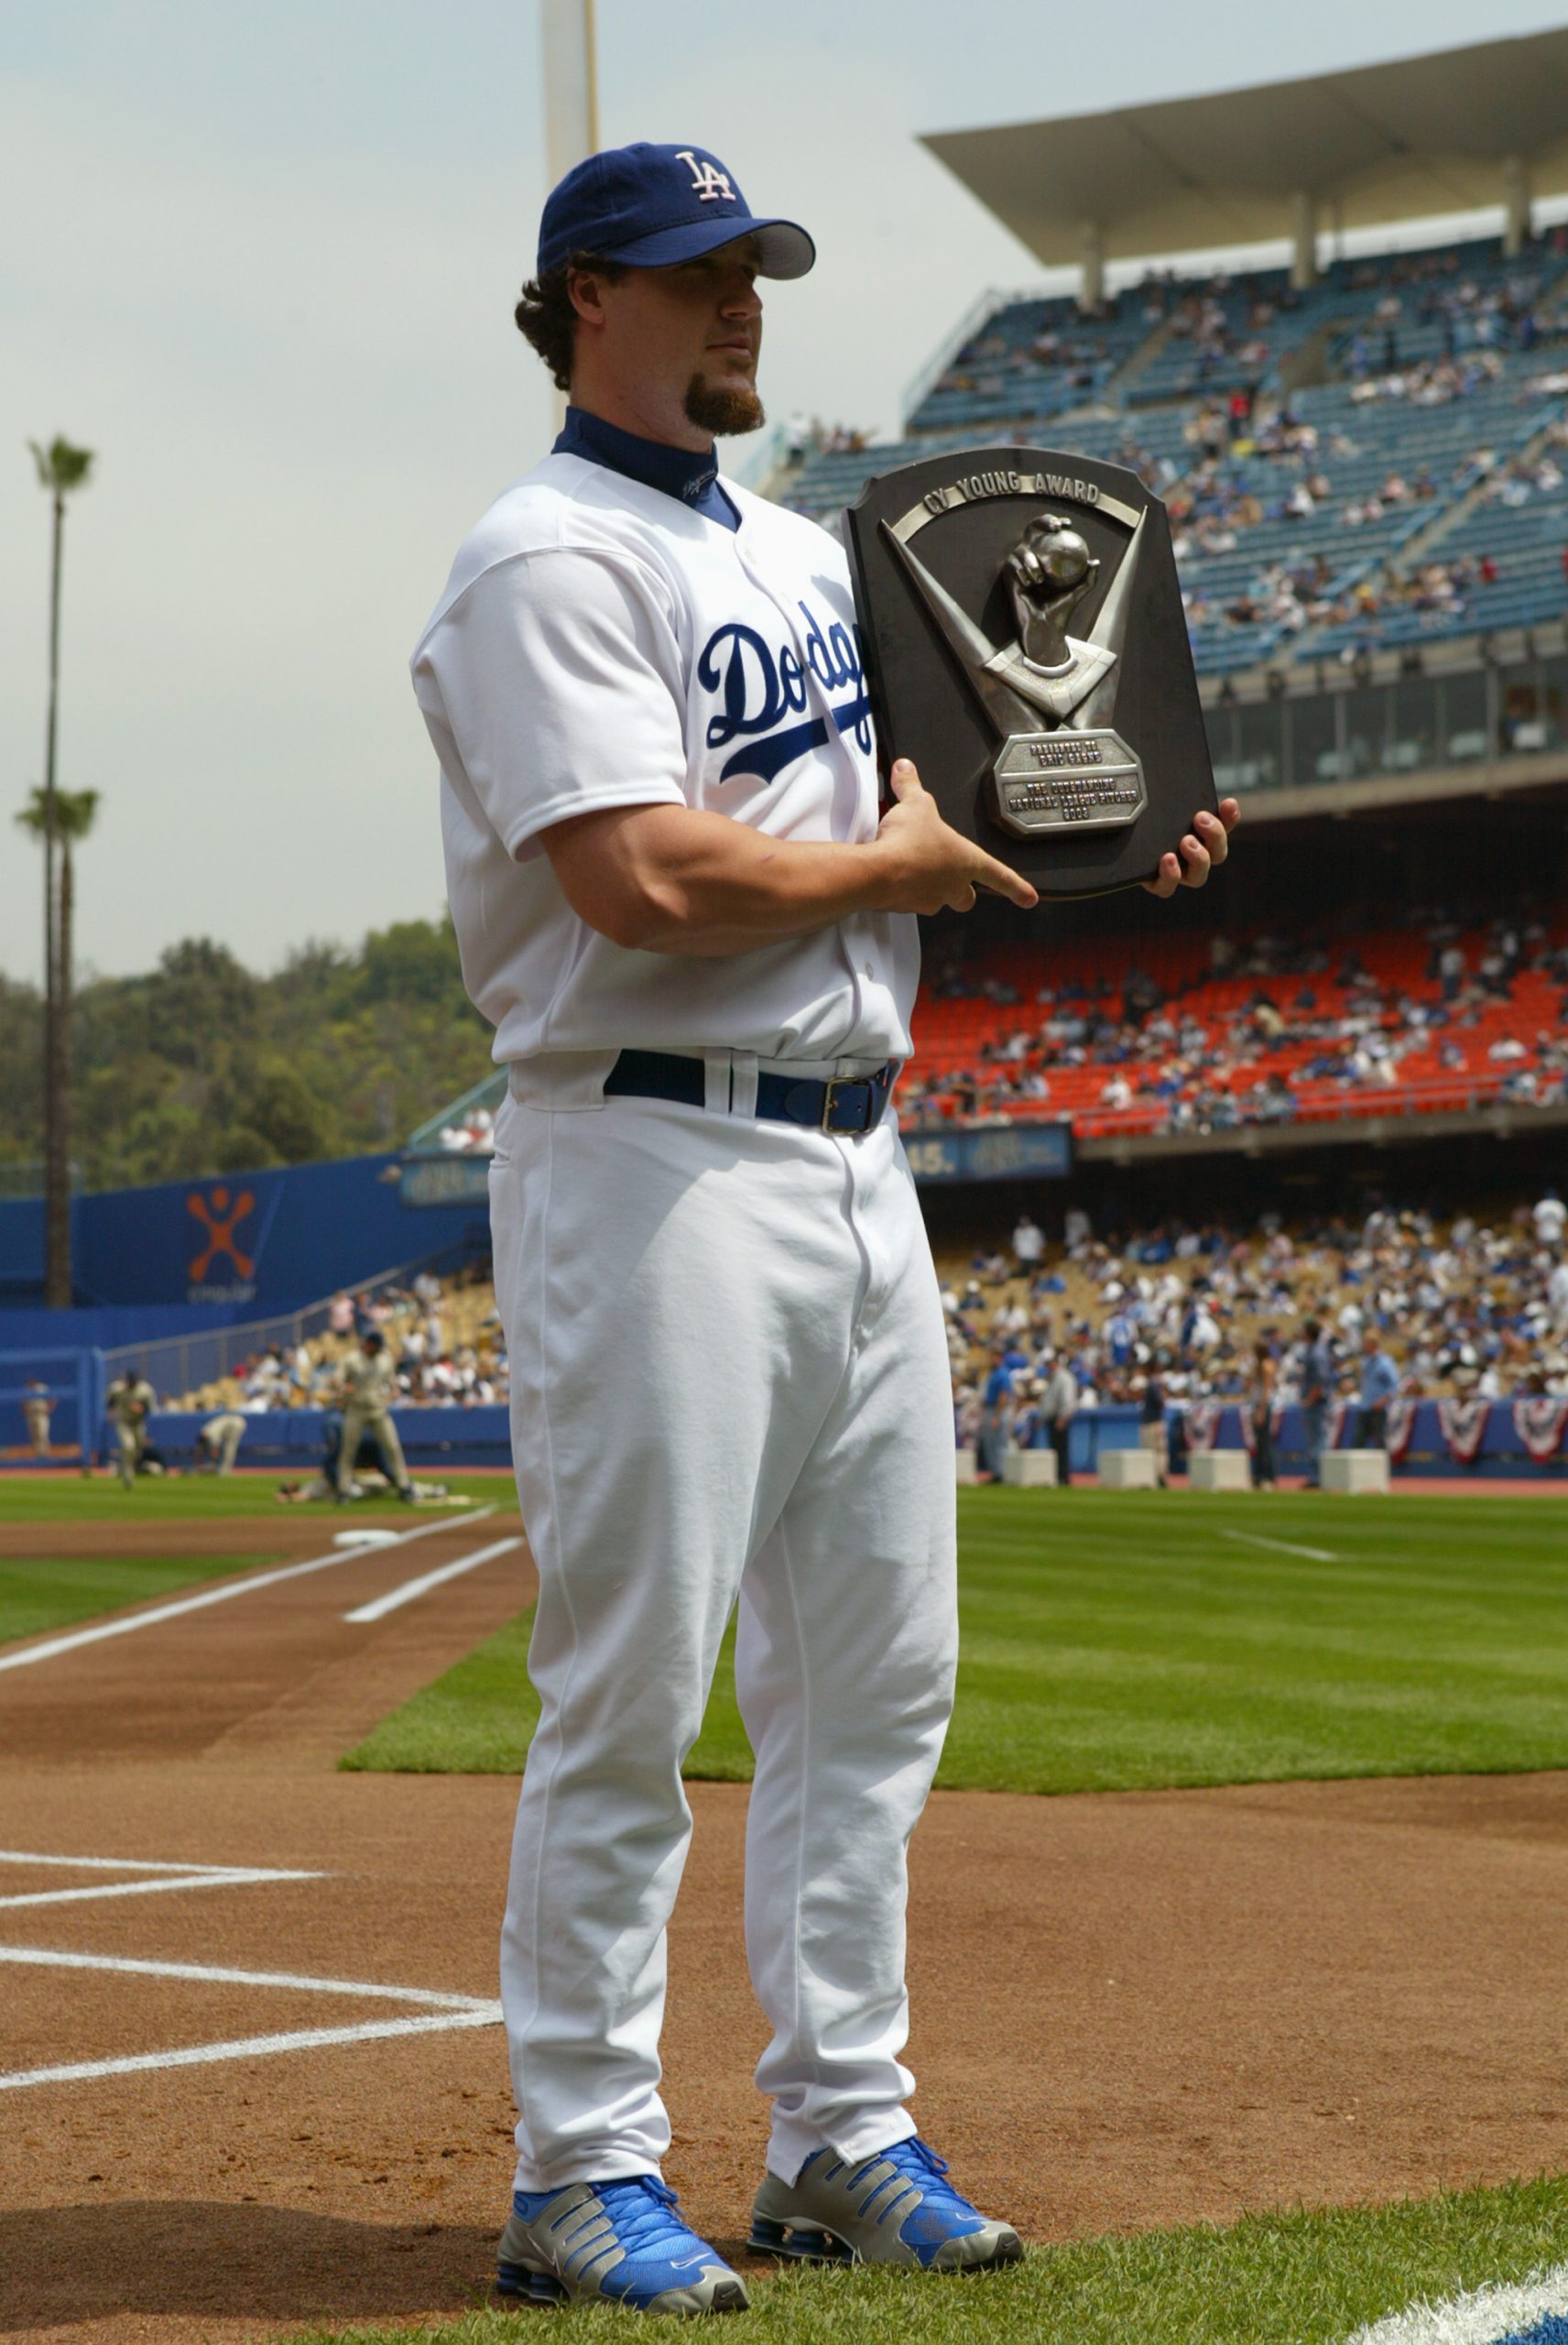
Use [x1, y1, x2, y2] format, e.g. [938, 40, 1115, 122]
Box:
[631, 833, 885, 955]
[550, 804, 905, 956]
[541, 769, 1042, 951]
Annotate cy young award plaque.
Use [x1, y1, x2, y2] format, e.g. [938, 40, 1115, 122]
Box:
[844, 447, 1216, 898]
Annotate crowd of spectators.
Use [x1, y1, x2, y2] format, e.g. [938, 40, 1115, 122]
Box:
[438, 1101, 497, 1153]
[169, 1267, 508, 1415]
[807, 231, 1568, 663]
[936, 318, 1119, 407]
[904, 912, 1568, 1137]
[950, 1190, 1568, 1467]
[1158, 276, 1296, 393]
[783, 414, 875, 461]
[1345, 256, 1549, 380]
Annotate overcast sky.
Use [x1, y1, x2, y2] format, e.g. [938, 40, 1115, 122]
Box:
[3, 0, 1565, 983]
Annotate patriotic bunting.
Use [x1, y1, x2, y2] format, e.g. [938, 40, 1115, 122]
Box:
[1512, 1395, 1568, 1462]
[1184, 1400, 1224, 1453]
[1437, 1394, 1491, 1464]
[1385, 1396, 1418, 1464]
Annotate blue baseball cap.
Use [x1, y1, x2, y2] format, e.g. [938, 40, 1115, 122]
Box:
[538, 141, 815, 280]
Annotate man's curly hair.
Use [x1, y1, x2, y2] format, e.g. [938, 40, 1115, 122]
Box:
[514, 253, 628, 390]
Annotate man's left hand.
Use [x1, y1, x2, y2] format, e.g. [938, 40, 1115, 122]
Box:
[1142, 799, 1240, 898]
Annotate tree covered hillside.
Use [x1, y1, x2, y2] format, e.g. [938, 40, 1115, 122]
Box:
[0, 917, 495, 1193]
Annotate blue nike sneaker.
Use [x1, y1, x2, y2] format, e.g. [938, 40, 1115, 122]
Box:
[749, 2137, 1022, 2271]
[496, 2173, 749, 2314]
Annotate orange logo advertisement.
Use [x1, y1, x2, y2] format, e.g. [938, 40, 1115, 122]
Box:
[187, 1185, 256, 1281]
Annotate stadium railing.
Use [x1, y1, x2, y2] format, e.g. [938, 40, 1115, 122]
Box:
[96, 1240, 476, 1407]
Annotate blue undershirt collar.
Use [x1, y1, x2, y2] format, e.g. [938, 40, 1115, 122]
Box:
[553, 403, 741, 532]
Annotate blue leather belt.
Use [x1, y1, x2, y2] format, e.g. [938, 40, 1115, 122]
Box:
[604, 1049, 897, 1135]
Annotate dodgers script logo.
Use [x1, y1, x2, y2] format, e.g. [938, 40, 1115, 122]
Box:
[698, 601, 873, 785]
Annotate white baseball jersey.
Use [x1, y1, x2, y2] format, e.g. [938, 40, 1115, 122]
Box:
[410, 456, 918, 1068]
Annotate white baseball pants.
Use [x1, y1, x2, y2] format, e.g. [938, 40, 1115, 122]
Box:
[487, 1084, 957, 2191]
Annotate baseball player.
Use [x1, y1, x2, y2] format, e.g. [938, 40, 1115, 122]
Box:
[196, 1409, 248, 1476]
[412, 140, 1236, 2318]
[333, 1332, 415, 1503]
[105, 1369, 157, 1488]
[22, 1378, 52, 1458]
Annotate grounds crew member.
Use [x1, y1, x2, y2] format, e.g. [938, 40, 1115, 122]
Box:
[105, 1369, 157, 1487]
[196, 1409, 248, 1476]
[412, 136, 1236, 2316]
[333, 1331, 414, 1502]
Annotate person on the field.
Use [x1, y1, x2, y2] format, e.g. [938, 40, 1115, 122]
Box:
[22, 1378, 52, 1458]
[105, 1370, 157, 1487]
[1355, 1329, 1399, 1448]
[1300, 1318, 1335, 1487]
[1138, 1364, 1169, 1484]
[976, 1342, 1022, 1481]
[333, 1332, 415, 1502]
[197, 1410, 248, 1476]
[1040, 1354, 1079, 1485]
[1248, 1344, 1278, 1489]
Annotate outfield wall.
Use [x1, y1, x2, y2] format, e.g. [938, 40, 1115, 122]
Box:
[0, 1152, 486, 1314]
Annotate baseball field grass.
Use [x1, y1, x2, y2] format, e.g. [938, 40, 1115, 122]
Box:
[0, 1547, 290, 1646]
[343, 1489, 1568, 1795]
[0, 1473, 513, 1646]
[278, 2172, 1568, 2344]
[0, 1471, 511, 1528]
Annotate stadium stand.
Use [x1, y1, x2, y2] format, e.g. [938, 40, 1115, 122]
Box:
[144, 1205, 1568, 1462]
[941, 1190, 1568, 1397]
[779, 231, 1568, 681]
[905, 906, 1568, 1140]
[161, 1266, 506, 1416]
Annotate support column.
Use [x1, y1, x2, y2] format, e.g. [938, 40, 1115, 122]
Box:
[1078, 221, 1105, 313]
[1290, 190, 1318, 289]
[1502, 155, 1532, 255]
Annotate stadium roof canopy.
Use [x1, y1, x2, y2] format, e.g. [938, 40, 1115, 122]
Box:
[922, 29, 1568, 276]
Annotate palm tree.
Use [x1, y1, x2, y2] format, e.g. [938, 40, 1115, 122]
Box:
[29, 434, 95, 1307]
[16, 787, 100, 1271]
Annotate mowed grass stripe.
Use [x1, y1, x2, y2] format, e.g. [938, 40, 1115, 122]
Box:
[343, 1489, 1568, 1794]
[0, 1553, 293, 1647]
[277, 2173, 1568, 2345]
[0, 1472, 511, 1527]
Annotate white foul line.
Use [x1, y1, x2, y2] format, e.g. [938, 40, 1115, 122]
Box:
[0, 2007, 503, 2093]
[0, 1851, 505, 2093]
[0, 1870, 322, 1913]
[343, 1534, 524, 1623]
[0, 1938, 501, 2093]
[1221, 1528, 1339, 1564]
[0, 1505, 495, 1675]
[1343, 2261, 1568, 2345]
[0, 1850, 323, 1912]
[0, 1850, 291, 1873]
[0, 1944, 494, 2007]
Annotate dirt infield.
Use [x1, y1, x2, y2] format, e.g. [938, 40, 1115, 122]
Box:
[1, 1516, 362, 1564]
[4, 1511, 1568, 2344]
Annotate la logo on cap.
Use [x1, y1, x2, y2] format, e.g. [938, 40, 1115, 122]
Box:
[677, 149, 735, 202]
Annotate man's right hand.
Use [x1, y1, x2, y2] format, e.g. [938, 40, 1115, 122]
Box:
[873, 759, 1039, 915]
